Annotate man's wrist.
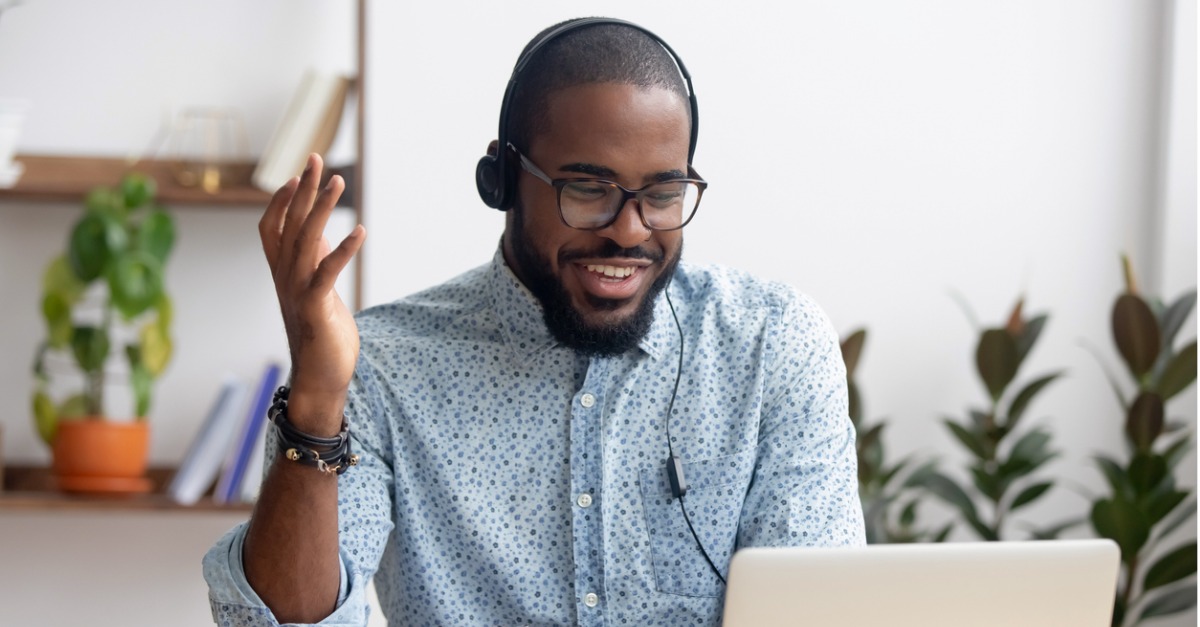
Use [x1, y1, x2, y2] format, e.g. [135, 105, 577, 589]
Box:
[284, 388, 348, 437]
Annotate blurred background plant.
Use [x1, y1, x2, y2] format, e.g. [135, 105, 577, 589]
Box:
[918, 297, 1077, 541]
[31, 173, 175, 445]
[1085, 256, 1196, 627]
[842, 328, 947, 544]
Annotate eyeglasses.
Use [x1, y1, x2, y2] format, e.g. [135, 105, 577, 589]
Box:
[510, 143, 707, 231]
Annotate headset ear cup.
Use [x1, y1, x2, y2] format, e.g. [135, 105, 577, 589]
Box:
[476, 154, 506, 210]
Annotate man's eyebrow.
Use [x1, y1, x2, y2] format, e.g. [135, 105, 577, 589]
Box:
[559, 162, 618, 178]
[559, 163, 689, 183]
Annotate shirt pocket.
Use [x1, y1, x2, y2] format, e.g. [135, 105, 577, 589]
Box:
[637, 451, 754, 598]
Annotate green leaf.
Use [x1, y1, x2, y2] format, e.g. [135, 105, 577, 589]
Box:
[900, 459, 939, 489]
[976, 329, 1020, 401]
[121, 172, 156, 209]
[1009, 481, 1053, 511]
[1138, 585, 1197, 621]
[1156, 341, 1196, 401]
[1007, 428, 1054, 468]
[1157, 497, 1196, 539]
[155, 293, 173, 334]
[135, 208, 175, 264]
[70, 326, 109, 373]
[1091, 497, 1150, 563]
[32, 390, 57, 446]
[1125, 392, 1165, 452]
[42, 254, 86, 301]
[1094, 455, 1134, 500]
[847, 379, 861, 425]
[130, 364, 153, 417]
[1028, 517, 1083, 540]
[84, 186, 123, 217]
[1113, 293, 1162, 378]
[840, 329, 866, 379]
[1079, 339, 1128, 408]
[107, 250, 164, 319]
[899, 499, 918, 527]
[68, 212, 126, 282]
[138, 322, 172, 377]
[918, 471, 994, 539]
[945, 418, 988, 459]
[1159, 290, 1197, 350]
[930, 524, 953, 543]
[1015, 314, 1048, 365]
[1146, 490, 1188, 528]
[1128, 453, 1169, 497]
[970, 465, 1004, 502]
[1162, 434, 1191, 471]
[41, 292, 73, 349]
[1005, 372, 1062, 432]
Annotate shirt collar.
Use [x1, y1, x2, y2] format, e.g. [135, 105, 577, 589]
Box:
[488, 247, 673, 364]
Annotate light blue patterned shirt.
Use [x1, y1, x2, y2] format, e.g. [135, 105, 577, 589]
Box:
[204, 249, 865, 626]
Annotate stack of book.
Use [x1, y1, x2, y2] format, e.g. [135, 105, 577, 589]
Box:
[167, 362, 283, 506]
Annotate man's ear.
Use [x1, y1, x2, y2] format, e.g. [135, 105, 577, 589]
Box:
[486, 140, 500, 157]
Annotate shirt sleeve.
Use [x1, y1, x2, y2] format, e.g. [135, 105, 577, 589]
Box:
[202, 360, 397, 627]
[736, 290, 867, 549]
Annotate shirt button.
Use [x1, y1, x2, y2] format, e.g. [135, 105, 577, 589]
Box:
[584, 592, 599, 608]
[580, 393, 595, 408]
[577, 493, 593, 508]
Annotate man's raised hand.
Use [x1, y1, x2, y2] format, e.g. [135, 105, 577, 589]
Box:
[258, 153, 366, 436]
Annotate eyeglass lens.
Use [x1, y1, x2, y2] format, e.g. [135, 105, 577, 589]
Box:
[559, 180, 701, 230]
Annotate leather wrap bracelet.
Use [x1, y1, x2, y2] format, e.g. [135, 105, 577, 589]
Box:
[268, 386, 359, 475]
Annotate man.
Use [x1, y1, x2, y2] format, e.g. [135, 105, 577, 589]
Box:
[205, 18, 864, 626]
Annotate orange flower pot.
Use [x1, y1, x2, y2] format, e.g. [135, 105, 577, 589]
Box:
[52, 419, 152, 494]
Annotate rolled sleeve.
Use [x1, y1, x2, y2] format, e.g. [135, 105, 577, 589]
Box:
[203, 521, 370, 627]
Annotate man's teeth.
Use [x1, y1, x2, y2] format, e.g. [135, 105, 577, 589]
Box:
[585, 264, 635, 278]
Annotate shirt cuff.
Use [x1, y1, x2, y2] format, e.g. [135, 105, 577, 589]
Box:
[203, 522, 366, 626]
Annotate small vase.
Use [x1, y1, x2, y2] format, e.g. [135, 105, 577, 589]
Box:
[52, 419, 152, 495]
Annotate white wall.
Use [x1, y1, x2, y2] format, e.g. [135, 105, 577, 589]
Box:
[0, 1, 360, 625]
[365, 1, 1195, 623]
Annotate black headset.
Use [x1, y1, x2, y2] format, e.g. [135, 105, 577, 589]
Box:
[475, 17, 701, 211]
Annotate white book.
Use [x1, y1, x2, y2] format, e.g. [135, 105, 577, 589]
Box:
[252, 69, 350, 191]
[238, 411, 270, 503]
[167, 376, 248, 506]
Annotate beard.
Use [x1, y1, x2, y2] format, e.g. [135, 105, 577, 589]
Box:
[508, 204, 681, 357]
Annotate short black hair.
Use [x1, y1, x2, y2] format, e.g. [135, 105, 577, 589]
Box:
[507, 18, 690, 152]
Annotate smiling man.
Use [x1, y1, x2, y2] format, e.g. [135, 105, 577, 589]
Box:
[205, 17, 864, 627]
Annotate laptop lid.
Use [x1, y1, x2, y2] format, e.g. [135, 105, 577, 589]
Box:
[722, 539, 1120, 627]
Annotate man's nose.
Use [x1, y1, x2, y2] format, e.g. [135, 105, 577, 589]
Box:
[596, 199, 651, 248]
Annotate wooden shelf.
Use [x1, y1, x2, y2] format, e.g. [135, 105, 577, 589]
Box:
[0, 154, 273, 207]
[0, 465, 253, 513]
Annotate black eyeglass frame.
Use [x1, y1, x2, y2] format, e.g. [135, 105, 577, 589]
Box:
[509, 143, 707, 232]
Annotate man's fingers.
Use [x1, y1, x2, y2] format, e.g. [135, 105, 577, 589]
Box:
[259, 177, 300, 275]
[311, 225, 366, 294]
[278, 154, 325, 275]
[295, 175, 346, 273]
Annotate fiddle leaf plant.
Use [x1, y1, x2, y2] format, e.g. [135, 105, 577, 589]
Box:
[1089, 256, 1196, 627]
[31, 173, 175, 445]
[842, 328, 947, 544]
[918, 296, 1075, 541]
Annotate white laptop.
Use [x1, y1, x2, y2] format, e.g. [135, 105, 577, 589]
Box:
[722, 539, 1120, 627]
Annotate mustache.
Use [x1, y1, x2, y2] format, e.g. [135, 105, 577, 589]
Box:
[558, 242, 664, 264]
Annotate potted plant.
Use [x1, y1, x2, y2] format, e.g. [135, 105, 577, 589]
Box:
[31, 173, 175, 493]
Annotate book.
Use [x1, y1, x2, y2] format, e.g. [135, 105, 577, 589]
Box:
[213, 362, 282, 504]
[237, 402, 271, 503]
[252, 69, 351, 191]
[167, 376, 248, 505]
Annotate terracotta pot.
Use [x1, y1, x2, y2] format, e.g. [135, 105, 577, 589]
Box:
[52, 419, 151, 494]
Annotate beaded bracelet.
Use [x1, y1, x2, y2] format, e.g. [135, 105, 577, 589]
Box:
[268, 386, 359, 475]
